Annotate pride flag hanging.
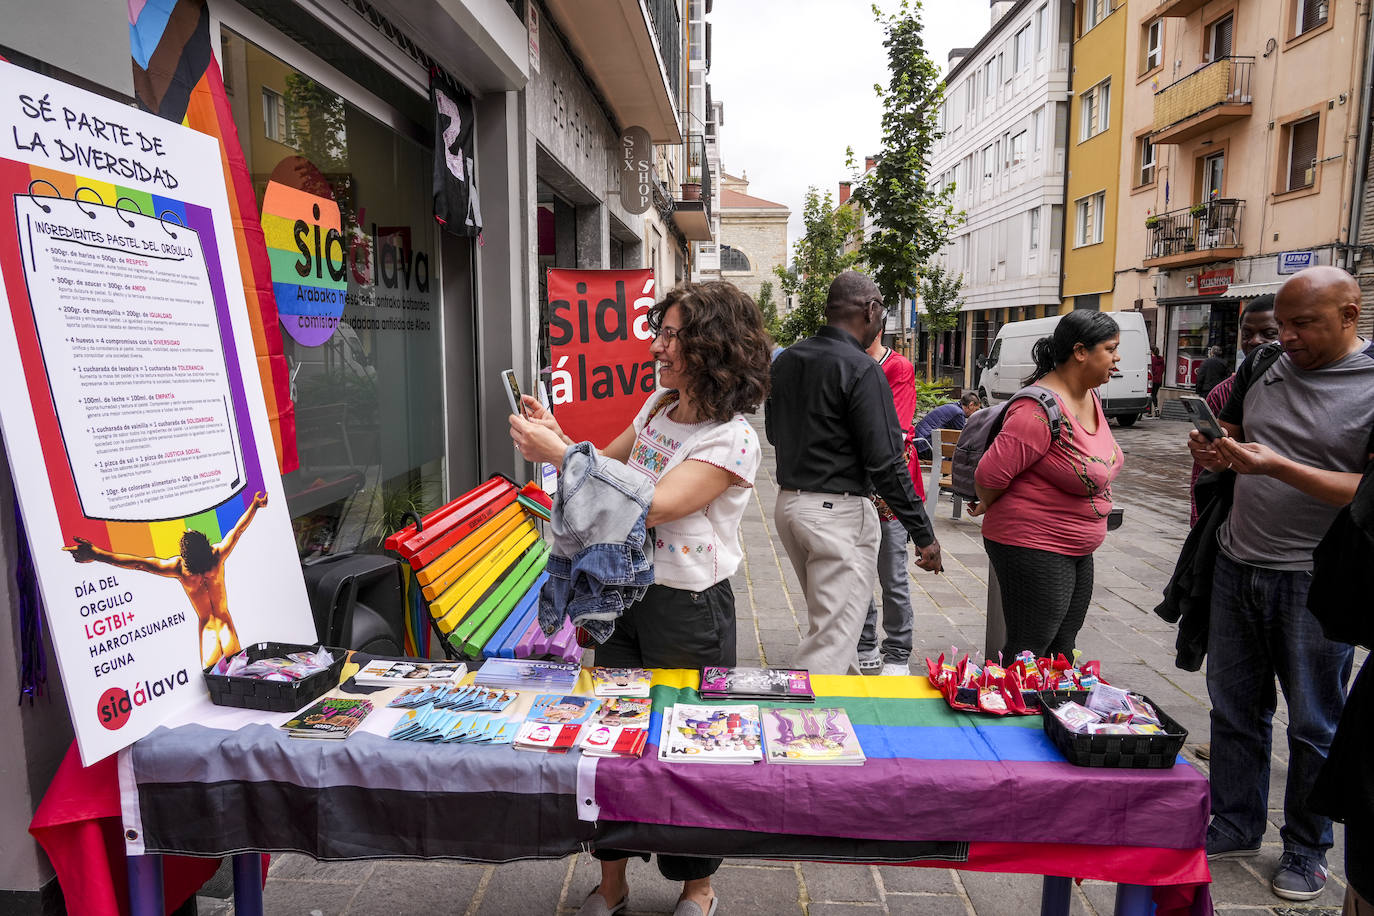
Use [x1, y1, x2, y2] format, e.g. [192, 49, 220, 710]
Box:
[128, 0, 297, 473]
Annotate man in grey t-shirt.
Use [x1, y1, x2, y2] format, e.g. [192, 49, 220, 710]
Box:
[1189, 266, 1372, 902]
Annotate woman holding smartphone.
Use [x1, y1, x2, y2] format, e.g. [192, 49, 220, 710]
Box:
[971, 311, 1125, 660]
[509, 281, 771, 916]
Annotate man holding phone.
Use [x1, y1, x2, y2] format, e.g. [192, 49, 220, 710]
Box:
[1188, 266, 1374, 901]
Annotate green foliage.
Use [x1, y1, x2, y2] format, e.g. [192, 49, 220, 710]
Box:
[850, 1, 963, 315]
[915, 376, 955, 416]
[773, 188, 860, 345]
[917, 263, 963, 378]
[755, 280, 781, 341]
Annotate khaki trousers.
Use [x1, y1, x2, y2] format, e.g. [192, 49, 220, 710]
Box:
[775, 490, 880, 676]
[1348, 884, 1373, 916]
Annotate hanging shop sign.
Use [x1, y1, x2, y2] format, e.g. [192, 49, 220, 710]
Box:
[1277, 250, 1314, 274]
[1197, 268, 1233, 296]
[547, 268, 655, 447]
[0, 61, 315, 764]
[619, 127, 653, 215]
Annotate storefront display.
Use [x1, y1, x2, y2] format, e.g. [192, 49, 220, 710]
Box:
[1164, 300, 1239, 387]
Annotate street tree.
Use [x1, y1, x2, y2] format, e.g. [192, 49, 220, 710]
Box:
[773, 187, 859, 345]
[755, 280, 781, 341]
[851, 1, 962, 341]
[917, 263, 963, 379]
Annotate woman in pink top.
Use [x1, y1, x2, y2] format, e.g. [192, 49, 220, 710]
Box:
[972, 311, 1124, 659]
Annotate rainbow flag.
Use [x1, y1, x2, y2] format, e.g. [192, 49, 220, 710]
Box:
[128, 0, 297, 474]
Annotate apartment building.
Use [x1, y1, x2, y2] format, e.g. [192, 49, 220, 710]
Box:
[1115, 0, 1370, 396]
[1063, 0, 1129, 311]
[930, 0, 1075, 389]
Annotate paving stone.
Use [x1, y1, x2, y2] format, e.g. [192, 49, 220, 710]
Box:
[874, 865, 959, 895]
[268, 853, 374, 883]
[260, 878, 360, 915]
[885, 893, 973, 915]
[797, 863, 882, 903]
[349, 861, 485, 914]
[711, 863, 805, 914]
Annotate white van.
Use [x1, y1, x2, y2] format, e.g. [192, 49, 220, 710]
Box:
[974, 311, 1151, 426]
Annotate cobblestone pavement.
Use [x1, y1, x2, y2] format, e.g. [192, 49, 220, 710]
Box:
[200, 416, 1365, 915]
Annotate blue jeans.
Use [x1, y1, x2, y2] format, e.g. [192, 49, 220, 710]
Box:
[858, 517, 913, 664]
[1207, 552, 1354, 859]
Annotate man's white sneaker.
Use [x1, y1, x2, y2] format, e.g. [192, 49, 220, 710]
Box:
[880, 663, 909, 676]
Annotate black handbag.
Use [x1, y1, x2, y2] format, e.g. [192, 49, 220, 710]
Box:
[1308, 456, 1374, 649]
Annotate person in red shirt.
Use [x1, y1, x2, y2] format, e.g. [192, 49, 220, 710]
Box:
[1149, 347, 1166, 418]
[857, 335, 923, 675]
[972, 311, 1125, 658]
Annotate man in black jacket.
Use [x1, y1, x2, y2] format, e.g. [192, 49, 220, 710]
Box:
[1194, 345, 1231, 396]
[767, 271, 941, 676]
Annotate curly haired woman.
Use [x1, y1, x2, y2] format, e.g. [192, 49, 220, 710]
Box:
[510, 281, 772, 916]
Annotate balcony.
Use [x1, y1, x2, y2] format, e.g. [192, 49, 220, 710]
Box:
[1153, 0, 1211, 17]
[1142, 199, 1245, 268]
[542, 0, 682, 143]
[672, 134, 714, 241]
[1152, 57, 1253, 144]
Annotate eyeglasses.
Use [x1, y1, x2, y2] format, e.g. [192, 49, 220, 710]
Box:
[654, 326, 680, 344]
[868, 299, 888, 324]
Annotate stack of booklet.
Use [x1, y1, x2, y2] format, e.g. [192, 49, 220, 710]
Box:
[590, 667, 652, 698]
[658, 703, 763, 764]
[513, 694, 602, 753]
[282, 696, 374, 740]
[577, 697, 652, 758]
[699, 666, 815, 703]
[354, 658, 467, 687]
[473, 658, 581, 693]
[387, 704, 518, 744]
[762, 707, 866, 765]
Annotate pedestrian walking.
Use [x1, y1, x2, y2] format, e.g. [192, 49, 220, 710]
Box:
[510, 281, 772, 916]
[856, 335, 922, 676]
[912, 392, 981, 459]
[970, 310, 1124, 659]
[1149, 346, 1165, 417]
[767, 271, 942, 676]
[1187, 265, 1374, 901]
[1194, 345, 1230, 397]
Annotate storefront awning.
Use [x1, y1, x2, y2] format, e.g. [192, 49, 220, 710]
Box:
[1216, 280, 1284, 299]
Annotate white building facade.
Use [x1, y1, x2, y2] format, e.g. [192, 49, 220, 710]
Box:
[930, 0, 1074, 389]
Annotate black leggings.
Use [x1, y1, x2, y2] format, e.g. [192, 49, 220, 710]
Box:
[984, 539, 1094, 660]
[591, 579, 737, 882]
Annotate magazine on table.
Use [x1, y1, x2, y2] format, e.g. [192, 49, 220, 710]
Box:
[282, 696, 374, 740]
[699, 666, 815, 702]
[513, 694, 602, 753]
[473, 658, 581, 692]
[658, 703, 763, 764]
[762, 707, 866, 765]
[354, 659, 468, 687]
[590, 667, 652, 697]
[577, 697, 652, 758]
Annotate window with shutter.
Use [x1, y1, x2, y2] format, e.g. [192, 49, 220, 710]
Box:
[1287, 116, 1320, 190]
[1298, 0, 1329, 35]
[1210, 14, 1233, 59]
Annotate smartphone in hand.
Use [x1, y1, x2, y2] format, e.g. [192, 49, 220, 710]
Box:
[501, 369, 526, 418]
[1180, 395, 1225, 441]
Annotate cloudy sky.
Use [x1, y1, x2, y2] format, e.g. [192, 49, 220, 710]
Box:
[710, 0, 988, 247]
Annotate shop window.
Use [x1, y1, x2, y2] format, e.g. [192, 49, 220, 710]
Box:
[1142, 20, 1163, 73]
[1079, 79, 1110, 142]
[1294, 0, 1330, 36]
[1074, 191, 1105, 247]
[720, 245, 750, 272]
[1283, 115, 1320, 191]
[222, 29, 445, 559]
[1167, 302, 1238, 387]
[1136, 135, 1156, 187]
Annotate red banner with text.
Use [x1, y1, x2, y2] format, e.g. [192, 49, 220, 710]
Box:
[547, 268, 656, 447]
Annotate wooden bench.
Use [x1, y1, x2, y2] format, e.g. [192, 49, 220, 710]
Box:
[924, 427, 964, 519]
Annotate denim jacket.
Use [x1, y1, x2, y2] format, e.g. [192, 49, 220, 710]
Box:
[538, 442, 655, 642]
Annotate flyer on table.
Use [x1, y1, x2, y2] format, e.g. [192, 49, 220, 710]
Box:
[0, 61, 315, 764]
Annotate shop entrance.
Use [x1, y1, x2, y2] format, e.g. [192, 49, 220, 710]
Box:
[1164, 299, 1238, 388]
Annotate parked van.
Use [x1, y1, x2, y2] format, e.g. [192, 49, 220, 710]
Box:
[974, 311, 1151, 426]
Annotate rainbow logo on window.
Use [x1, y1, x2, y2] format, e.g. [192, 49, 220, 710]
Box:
[261, 156, 347, 346]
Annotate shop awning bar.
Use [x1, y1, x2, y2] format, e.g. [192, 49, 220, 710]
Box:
[1152, 57, 1254, 144]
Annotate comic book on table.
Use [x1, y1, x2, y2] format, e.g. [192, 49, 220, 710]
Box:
[281, 696, 374, 739]
[353, 659, 468, 687]
[577, 696, 652, 758]
[513, 694, 602, 753]
[590, 667, 652, 697]
[762, 707, 866, 765]
[658, 703, 763, 764]
[473, 658, 581, 692]
[699, 666, 815, 702]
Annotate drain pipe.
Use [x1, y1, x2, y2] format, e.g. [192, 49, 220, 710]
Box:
[1345, 0, 1374, 265]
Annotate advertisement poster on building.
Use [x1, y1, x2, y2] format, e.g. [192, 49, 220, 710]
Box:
[0, 61, 315, 764]
[546, 268, 655, 447]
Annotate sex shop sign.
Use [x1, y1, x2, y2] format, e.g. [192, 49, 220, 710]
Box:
[546, 268, 656, 447]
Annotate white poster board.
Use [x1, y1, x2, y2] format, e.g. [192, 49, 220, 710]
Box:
[0, 61, 316, 764]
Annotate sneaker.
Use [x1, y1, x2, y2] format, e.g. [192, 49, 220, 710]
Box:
[1271, 852, 1328, 901]
[1205, 825, 1261, 860]
[858, 652, 882, 674]
[880, 663, 910, 676]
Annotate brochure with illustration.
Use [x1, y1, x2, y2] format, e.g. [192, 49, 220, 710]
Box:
[699, 666, 814, 702]
[658, 703, 763, 765]
[354, 659, 468, 687]
[282, 696, 374, 740]
[762, 707, 866, 765]
[473, 658, 581, 692]
[576, 697, 652, 758]
[590, 667, 652, 697]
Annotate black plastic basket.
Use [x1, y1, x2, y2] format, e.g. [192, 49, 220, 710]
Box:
[1040, 690, 1187, 768]
[203, 642, 347, 713]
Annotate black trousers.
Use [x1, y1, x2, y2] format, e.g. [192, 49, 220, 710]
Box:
[984, 538, 1094, 660]
[591, 579, 736, 882]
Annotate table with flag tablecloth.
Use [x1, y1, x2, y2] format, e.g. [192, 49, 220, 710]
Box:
[117, 670, 1211, 916]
